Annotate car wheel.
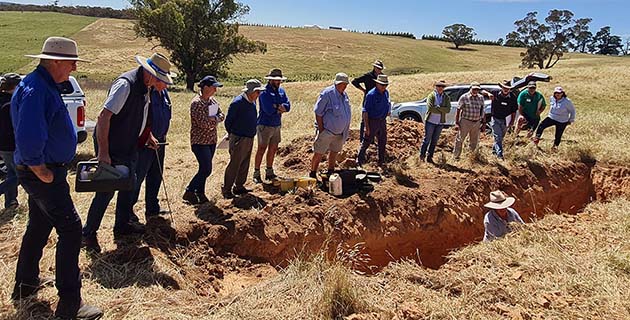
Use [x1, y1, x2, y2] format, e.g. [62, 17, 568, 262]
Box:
[400, 112, 421, 122]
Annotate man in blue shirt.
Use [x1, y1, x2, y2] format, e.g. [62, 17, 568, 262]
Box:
[223, 79, 264, 199]
[357, 74, 391, 166]
[11, 37, 102, 320]
[253, 69, 291, 183]
[130, 80, 172, 222]
[483, 190, 525, 242]
[309, 73, 352, 179]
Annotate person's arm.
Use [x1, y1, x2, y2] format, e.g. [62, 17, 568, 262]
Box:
[567, 99, 576, 124]
[224, 101, 237, 134]
[14, 89, 53, 182]
[537, 95, 546, 115]
[439, 94, 451, 114]
[315, 115, 324, 132]
[483, 214, 495, 242]
[280, 88, 291, 113]
[426, 92, 439, 113]
[455, 95, 465, 127]
[258, 91, 278, 115]
[96, 109, 113, 165]
[351, 74, 367, 93]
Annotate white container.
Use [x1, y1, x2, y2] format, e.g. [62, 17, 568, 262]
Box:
[329, 173, 343, 196]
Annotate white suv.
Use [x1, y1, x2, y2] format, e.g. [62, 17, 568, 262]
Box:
[58, 76, 94, 144]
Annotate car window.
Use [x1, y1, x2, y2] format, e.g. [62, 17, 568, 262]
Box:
[446, 89, 464, 102]
[57, 81, 75, 95]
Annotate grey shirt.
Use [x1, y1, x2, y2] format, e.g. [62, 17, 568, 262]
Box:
[103, 78, 150, 137]
[483, 208, 525, 242]
[313, 84, 352, 139]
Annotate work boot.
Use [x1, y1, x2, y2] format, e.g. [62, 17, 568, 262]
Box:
[11, 277, 54, 301]
[195, 192, 209, 204]
[427, 157, 434, 164]
[81, 235, 101, 254]
[265, 167, 277, 180]
[182, 190, 198, 205]
[232, 186, 252, 195]
[252, 169, 263, 184]
[55, 300, 103, 320]
[113, 222, 145, 237]
[221, 187, 234, 199]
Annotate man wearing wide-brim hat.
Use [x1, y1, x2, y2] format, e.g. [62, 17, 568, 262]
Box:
[351, 59, 385, 142]
[490, 80, 518, 160]
[357, 74, 391, 167]
[222, 79, 265, 199]
[11, 36, 103, 320]
[253, 69, 291, 183]
[483, 190, 524, 241]
[82, 52, 175, 254]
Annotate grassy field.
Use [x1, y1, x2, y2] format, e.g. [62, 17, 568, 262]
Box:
[1, 13, 630, 320]
[0, 12, 96, 74]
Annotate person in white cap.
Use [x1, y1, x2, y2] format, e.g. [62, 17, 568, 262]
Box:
[532, 86, 576, 151]
[11, 36, 103, 320]
[483, 190, 524, 242]
[82, 53, 175, 254]
[222, 79, 265, 199]
[310, 73, 352, 178]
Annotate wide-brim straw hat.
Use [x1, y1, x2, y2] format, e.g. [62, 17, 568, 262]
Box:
[25, 36, 88, 62]
[435, 80, 448, 87]
[334, 73, 349, 85]
[499, 80, 513, 89]
[484, 191, 516, 210]
[135, 53, 176, 85]
[372, 59, 385, 70]
[264, 68, 287, 81]
[374, 74, 389, 85]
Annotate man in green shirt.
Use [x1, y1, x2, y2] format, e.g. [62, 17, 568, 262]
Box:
[516, 81, 546, 138]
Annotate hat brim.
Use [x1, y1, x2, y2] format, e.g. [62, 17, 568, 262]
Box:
[334, 80, 349, 85]
[264, 76, 287, 81]
[372, 64, 385, 70]
[242, 87, 265, 93]
[135, 56, 174, 85]
[25, 54, 89, 62]
[471, 86, 481, 90]
[499, 83, 512, 89]
[484, 197, 515, 210]
[375, 80, 389, 85]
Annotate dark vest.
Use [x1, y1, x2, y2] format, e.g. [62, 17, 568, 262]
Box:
[100, 67, 148, 163]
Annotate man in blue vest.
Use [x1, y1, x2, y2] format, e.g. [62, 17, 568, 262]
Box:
[130, 79, 172, 222]
[82, 53, 174, 254]
[11, 37, 103, 320]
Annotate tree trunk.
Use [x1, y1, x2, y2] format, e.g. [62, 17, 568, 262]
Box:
[186, 73, 195, 91]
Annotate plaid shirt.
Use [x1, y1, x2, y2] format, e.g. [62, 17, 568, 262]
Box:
[457, 92, 485, 121]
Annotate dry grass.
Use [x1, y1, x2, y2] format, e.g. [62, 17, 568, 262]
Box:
[207, 199, 630, 319]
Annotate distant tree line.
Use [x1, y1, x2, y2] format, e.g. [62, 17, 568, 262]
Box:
[0, 3, 134, 19]
[421, 34, 503, 46]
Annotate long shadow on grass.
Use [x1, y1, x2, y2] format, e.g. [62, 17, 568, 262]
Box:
[85, 237, 180, 290]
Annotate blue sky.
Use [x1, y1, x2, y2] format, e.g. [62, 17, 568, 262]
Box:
[11, 0, 630, 40]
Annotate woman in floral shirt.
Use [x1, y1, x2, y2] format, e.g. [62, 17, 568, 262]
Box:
[183, 75, 224, 204]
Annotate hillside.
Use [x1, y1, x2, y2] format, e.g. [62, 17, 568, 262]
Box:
[4, 15, 621, 82]
[0, 11, 96, 73]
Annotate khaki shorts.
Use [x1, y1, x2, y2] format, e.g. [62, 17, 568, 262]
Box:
[313, 130, 344, 154]
[257, 125, 281, 146]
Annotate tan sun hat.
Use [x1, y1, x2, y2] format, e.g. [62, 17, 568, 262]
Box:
[264, 68, 287, 81]
[334, 73, 349, 85]
[135, 53, 177, 85]
[499, 79, 512, 90]
[484, 191, 516, 210]
[25, 36, 88, 62]
[375, 74, 389, 85]
[435, 80, 448, 87]
[242, 79, 265, 94]
[372, 59, 385, 70]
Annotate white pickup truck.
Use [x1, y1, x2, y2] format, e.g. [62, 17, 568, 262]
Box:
[58, 75, 96, 143]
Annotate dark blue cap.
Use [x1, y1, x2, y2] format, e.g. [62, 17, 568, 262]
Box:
[198, 75, 223, 88]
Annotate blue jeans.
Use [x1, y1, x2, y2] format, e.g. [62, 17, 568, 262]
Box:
[82, 155, 137, 237]
[131, 146, 165, 216]
[492, 117, 507, 158]
[420, 122, 444, 159]
[0, 151, 18, 208]
[186, 144, 216, 193]
[16, 167, 82, 304]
